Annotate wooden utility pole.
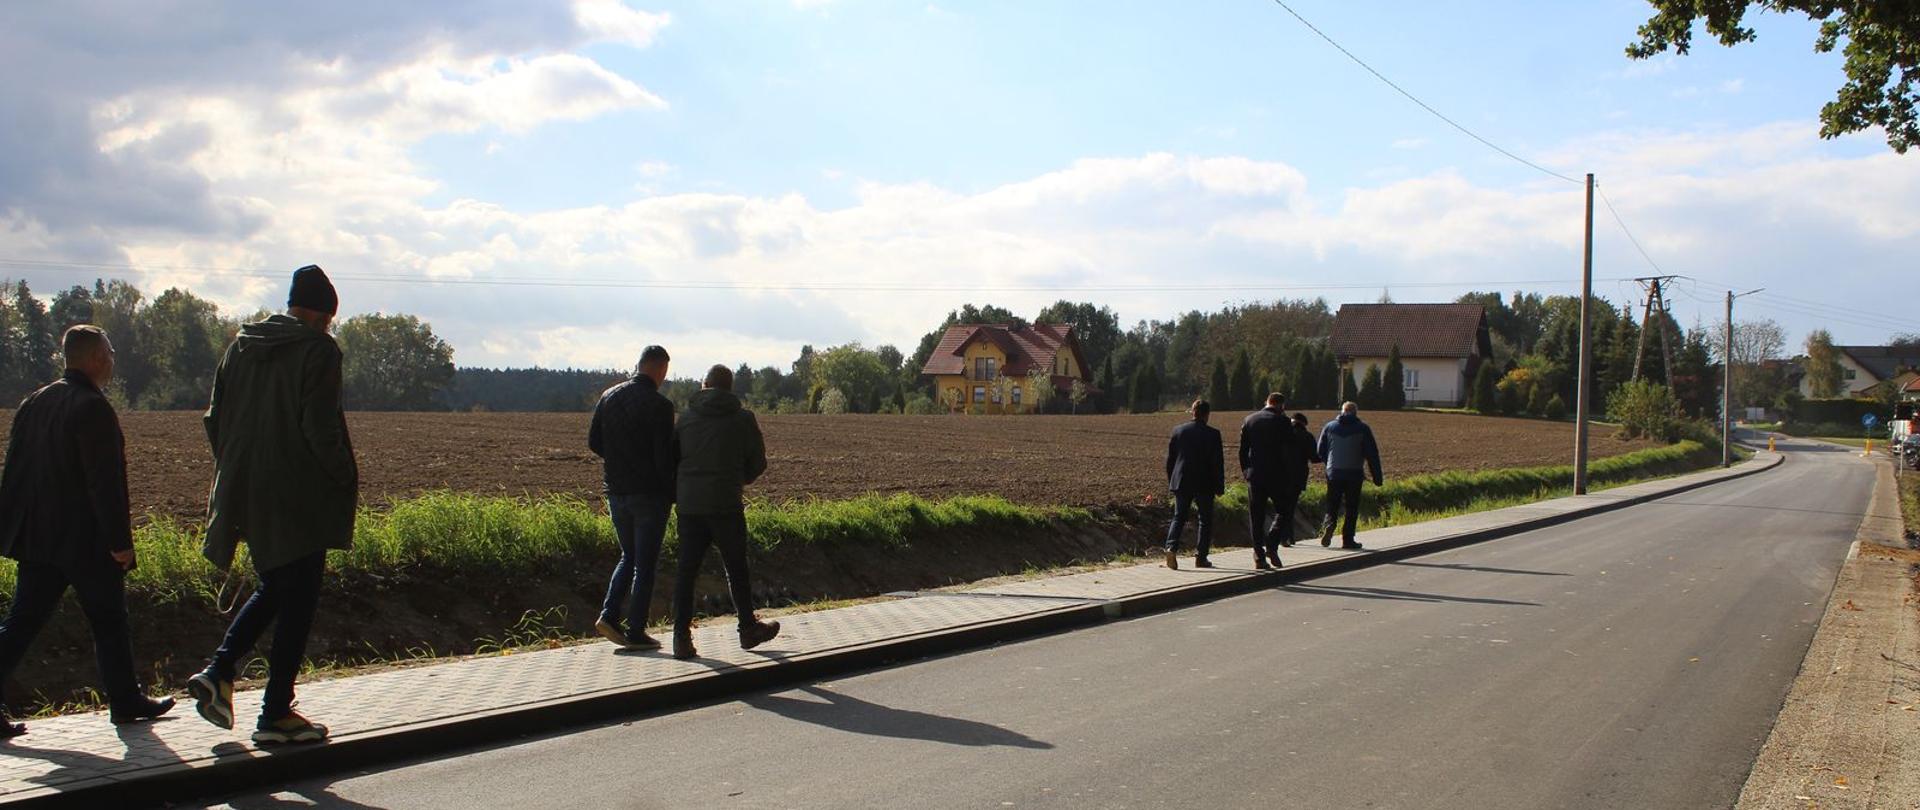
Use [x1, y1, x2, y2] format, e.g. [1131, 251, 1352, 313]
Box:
[1574, 174, 1594, 494]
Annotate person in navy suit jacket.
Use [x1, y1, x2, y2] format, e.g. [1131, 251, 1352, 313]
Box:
[1163, 399, 1225, 570]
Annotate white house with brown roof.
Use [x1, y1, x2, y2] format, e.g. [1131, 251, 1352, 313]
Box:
[1798, 345, 1920, 399]
[919, 323, 1094, 413]
[1329, 303, 1492, 408]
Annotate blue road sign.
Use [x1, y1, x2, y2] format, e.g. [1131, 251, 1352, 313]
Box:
[1863, 413, 1879, 429]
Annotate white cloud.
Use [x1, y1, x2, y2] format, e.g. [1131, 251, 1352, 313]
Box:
[0, 3, 1912, 376]
[572, 0, 671, 47]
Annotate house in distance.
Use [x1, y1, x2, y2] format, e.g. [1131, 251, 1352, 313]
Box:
[920, 323, 1095, 413]
[1330, 303, 1493, 408]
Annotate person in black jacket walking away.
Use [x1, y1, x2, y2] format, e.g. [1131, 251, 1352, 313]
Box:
[669, 366, 780, 661]
[1278, 411, 1321, 548]
[588, 345, 675, 651]
[1316, 401, 1383, 550]
[0, 326, 175, 737]
[1164, 399, 1225, 570]
[1237, 393, 1290, 570]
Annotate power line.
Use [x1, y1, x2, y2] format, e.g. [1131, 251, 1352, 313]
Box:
[1677, 275, 1910, 332]
[1594, 185, 1665, 275]
[1267, 0, 1582, 185]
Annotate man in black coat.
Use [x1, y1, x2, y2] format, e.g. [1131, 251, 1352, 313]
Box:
[0, 326, 174, 737]
[1238, 393, 1291, 570]
[588, 344, 676, 651]
[1278, 411, 1322, 548]
[1164, 399, 1225, 570]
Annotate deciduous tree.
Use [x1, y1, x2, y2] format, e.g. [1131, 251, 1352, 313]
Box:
[1628, 1, 1920, 152]
[1803, 328, 1845, 397]
[336, 313, 457, 411]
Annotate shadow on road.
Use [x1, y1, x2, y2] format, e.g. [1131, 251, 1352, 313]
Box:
[205, 785, 388, 810]
[1275, 583, 1541, 607]
[1388, 561, 1570, 577]
[743, 686, 1053, 749]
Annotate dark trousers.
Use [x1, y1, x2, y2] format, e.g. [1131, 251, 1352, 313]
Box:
[1247, 482, 1303, 553]
[601, 493, 671, 632]
[208, 551, 326, 721]
[1164, 492, 1215, 557]
[1323, 478, 1364, 543]
[672, 512, 757, 633]
[1251, 483, 1282, 552]
[0, 561, 139, 707]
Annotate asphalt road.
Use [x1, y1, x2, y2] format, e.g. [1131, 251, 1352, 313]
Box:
[199, 441, 1874, 810]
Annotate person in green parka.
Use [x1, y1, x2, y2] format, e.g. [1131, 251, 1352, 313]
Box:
[187, 265, 356, 746]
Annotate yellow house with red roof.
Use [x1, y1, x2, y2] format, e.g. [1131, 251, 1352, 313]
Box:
[919, 323, 1094, 413]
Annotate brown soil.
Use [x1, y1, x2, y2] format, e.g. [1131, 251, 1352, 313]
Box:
[1, 409, 1661, 526]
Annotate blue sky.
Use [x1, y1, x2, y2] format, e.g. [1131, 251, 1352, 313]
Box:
[0, 1, 1910, 373]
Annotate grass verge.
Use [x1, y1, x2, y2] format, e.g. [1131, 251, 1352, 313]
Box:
[0, 441, 1716, 605]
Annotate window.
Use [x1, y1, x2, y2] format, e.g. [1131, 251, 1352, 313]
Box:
[1403, 369, 1420, 390]
[1843, 368, 1857, 381]
[973, 386, 986, 404]
[991, 385, 1002, 404]
[974, 357, 997, 380]
[1012, 386, 1022, 406]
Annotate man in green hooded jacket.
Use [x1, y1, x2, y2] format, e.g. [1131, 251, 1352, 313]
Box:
[187, 265, 355, 746]
[669, 365, 780, 660]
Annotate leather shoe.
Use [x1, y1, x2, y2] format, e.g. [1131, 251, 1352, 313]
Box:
[1164, 550, 1178, 570]
[1254, 556, 1272, 570]
[671, 629, 698, 661]
[739, 620, 781, 650]
[0, 710, 23, 738]
[1193, 557, 1214, 569]
[1341, 541, 1364, 551]
[110, 695, 175, 726]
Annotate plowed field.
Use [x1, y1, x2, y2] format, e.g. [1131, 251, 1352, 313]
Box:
[1, 409, 1660, 525]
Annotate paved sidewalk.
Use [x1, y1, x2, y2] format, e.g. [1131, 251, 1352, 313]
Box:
[0, 452, 1782, 808]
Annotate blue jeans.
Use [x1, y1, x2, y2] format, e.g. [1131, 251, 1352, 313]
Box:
[0, 561, 140, 708]
[1164, 492, 1215, 557]
[602, 493, 671, 633]
[209, 550, 326, 721]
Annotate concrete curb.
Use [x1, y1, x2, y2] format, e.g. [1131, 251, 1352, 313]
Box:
[7, 452, 1786, 809]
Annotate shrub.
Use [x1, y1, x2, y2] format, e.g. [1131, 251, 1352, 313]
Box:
[1545, 394, 1568, 420]
[1358, 364, 1385, 409]
[1606, 380, 1682, 442]
[1496, 377, 1524, 416]
[818, 388, 849, 415]
[903, 394, 940, 415]
[1471, 362, 1500, 415]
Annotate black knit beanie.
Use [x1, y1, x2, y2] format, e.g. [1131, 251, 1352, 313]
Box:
[288, 264, 338, 315]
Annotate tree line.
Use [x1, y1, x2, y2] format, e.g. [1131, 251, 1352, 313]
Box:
[9, 277, 1890, 419]
[0, 279, 454, 411]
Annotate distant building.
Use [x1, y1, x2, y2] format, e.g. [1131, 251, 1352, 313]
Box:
[1329, 303, 1492, 408]
[919, 323, 1095, 413]
[1799, 345, 1920, 399]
